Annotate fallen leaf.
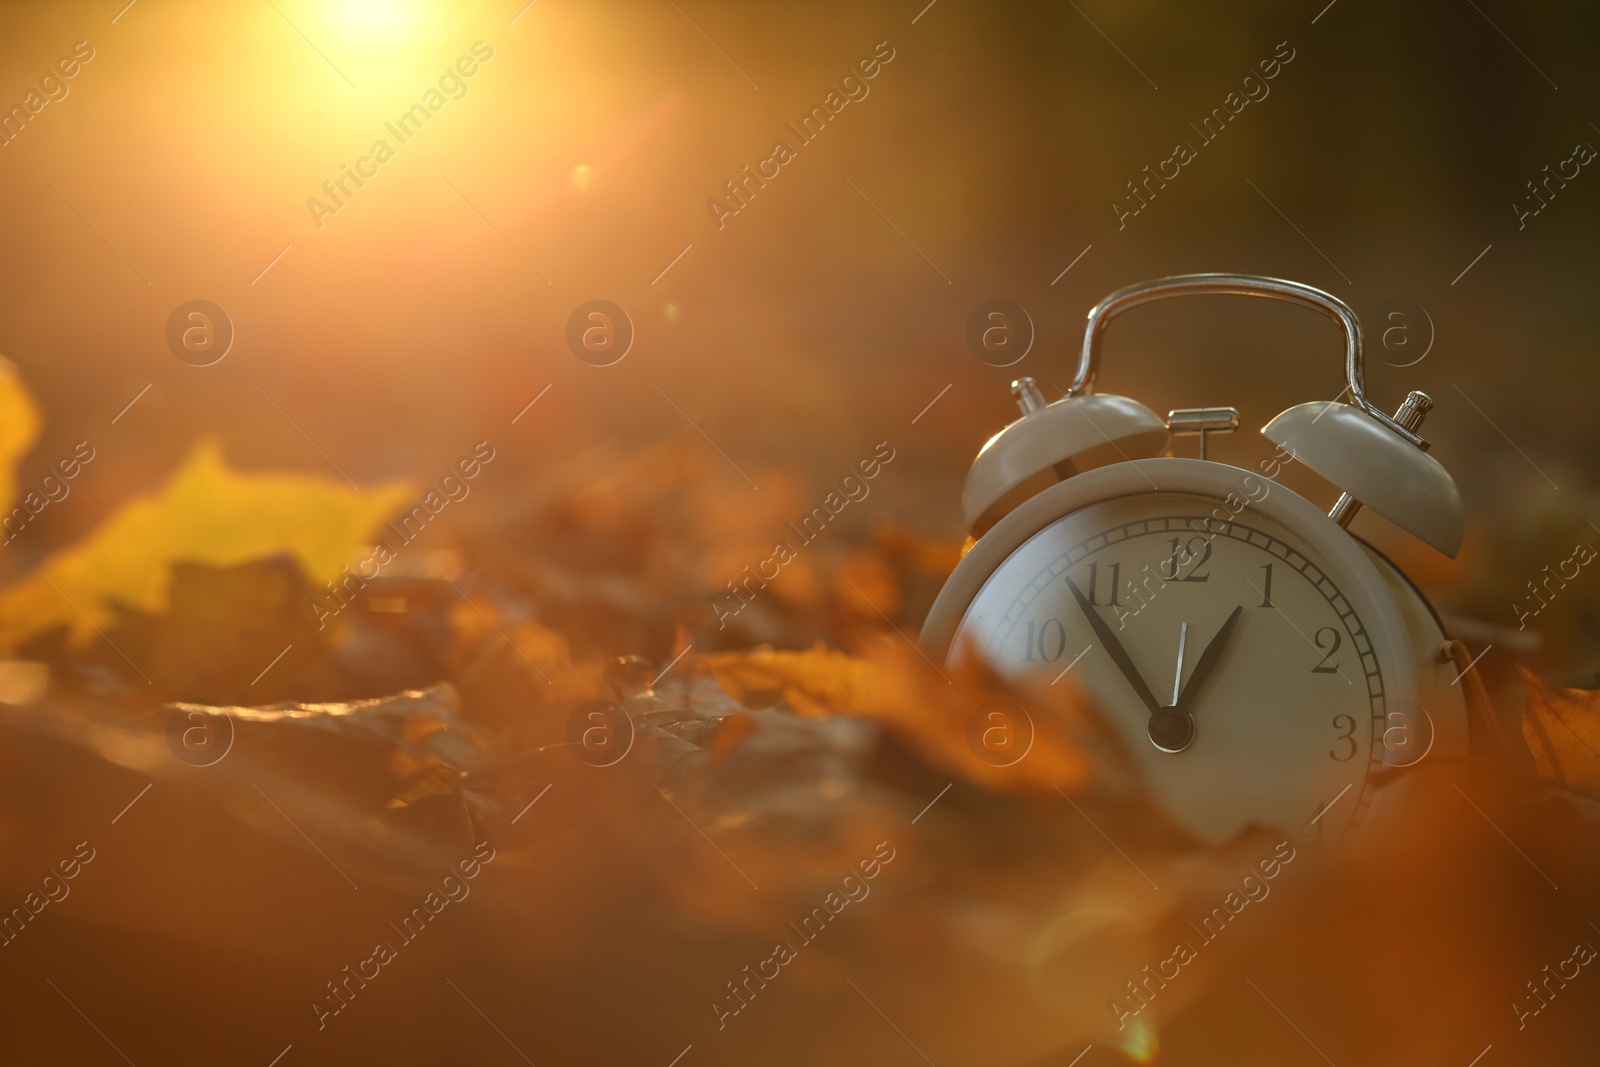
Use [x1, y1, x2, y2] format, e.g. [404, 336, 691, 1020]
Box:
[107, 557, 330, 702]
[699, 639, 1100, 795]
[700, 643, 878, 715]
[447, 601, 610, 721]
[0, 440, 410, 649]
[0, 357, 42, 514]
[1521, 666, 1600, 788]
[706, 710, 758, 762]
[861, 635, 1099, 795]
[839, 548, 902, 618]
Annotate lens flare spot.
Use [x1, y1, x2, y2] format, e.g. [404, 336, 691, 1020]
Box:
[1121, 1014, 1159, 1062]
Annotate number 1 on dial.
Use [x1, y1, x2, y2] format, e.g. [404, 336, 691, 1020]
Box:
[1258, 563, 1274, 608]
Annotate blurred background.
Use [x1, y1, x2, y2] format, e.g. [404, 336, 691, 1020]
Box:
[0, 0, 1596, 672]
[0, 1, 1597, 1064]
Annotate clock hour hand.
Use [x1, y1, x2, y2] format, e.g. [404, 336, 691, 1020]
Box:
[1065, 576, 1162, 716]
[1175, 604, 1245, 713]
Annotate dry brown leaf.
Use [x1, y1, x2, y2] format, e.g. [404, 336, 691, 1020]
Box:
[108, 557, 330, 702]
[701, 639, 1095, 794]
[705, 710, 758, 763]
[839, 549, 902, 618]
[699, 643, 877, 716]
[447, 602, 609, 706]
[862, 635, 1096, 795]
[1521, 666, 1600, 787]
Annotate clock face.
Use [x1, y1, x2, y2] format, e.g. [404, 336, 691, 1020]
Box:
[950, 490, 1389, 844]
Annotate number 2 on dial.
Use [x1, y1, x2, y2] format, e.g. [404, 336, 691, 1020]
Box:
[1312, 627, 1342, 673]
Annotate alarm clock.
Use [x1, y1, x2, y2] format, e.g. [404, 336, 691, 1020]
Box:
[920, 274, 1471, 844]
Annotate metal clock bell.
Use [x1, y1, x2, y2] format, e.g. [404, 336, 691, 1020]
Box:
[920, 274, 1474, 844]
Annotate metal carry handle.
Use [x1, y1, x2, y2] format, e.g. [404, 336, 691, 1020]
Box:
[1073, 273, 1423, 447]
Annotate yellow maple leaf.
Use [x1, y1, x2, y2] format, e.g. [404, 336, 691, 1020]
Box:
[1521, 666, 1600, 788]
[0, 440, 411, 647]
[0, 357, 42, 514]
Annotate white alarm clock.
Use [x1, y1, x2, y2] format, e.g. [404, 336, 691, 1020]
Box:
[921, 275, 1471, 844]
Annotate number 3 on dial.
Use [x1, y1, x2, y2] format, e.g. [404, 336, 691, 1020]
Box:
[1330, 713, 1357, 760]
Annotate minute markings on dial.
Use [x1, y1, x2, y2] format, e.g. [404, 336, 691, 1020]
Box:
[1245, 575, 1352, 683]
[977, 512, 1385, 840]
[990, 519, 1380, 698]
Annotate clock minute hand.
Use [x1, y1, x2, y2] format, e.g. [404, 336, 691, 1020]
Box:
[1174, 604, 1245, 712]
[1065, 577, 1162, 716]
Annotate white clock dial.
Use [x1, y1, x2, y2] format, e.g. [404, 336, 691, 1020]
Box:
[949, 489, 1391, 844]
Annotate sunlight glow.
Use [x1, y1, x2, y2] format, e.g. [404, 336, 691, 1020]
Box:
[328, 0, 426, 35]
